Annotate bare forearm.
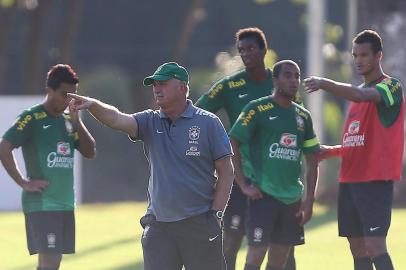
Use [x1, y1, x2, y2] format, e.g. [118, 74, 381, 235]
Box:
[212, 157, 234, 211]
[88, 100, 121, 129]
[320, 79, 379, 102]
[305, 159, 319, 202]
[75, 119, 96, 158]
[0, 146, 25, 187]
[230, 139, 249, 189]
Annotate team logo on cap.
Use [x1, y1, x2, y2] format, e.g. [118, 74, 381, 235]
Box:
[189, 126, 200, 141]
[348, 120, 360, 134]
[280, 133, 297, 148]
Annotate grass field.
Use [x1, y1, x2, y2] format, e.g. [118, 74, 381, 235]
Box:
[1, 202, 405, 270]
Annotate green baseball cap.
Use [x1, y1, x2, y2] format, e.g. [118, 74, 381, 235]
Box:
[143, 62, 189, 86]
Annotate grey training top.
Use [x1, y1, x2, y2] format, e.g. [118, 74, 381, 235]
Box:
[132, 100, 232, 222]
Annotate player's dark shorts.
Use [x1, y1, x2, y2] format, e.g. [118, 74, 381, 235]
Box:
[223, 181, 249, 235]
[25, 210, 75, 255]
[141, 211, 225, 270]
[246, 193, 304, 246]
[338, 180, 394, 238]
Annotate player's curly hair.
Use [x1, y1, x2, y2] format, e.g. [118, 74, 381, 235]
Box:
[235, 27, 267, 50]
[46, 64, 79, 90]
[353, 30, 383, 54]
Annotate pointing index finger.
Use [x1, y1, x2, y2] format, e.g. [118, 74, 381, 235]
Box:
[67, 93, 86, 100]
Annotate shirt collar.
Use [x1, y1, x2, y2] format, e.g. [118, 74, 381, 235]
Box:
[159, 99, 195, 119]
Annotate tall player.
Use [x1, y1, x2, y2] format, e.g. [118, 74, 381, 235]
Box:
[196, 27, 300, 270]
[0, 64, 96, 270]
[304, 30, 404, 270]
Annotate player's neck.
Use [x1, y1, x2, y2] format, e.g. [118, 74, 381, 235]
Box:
[246, 64, 268, 81]
[363, 65, 384, 85]
[160, 99, 188, 120]
[42, 101, 61, 117]
[271, 92, 292, 108]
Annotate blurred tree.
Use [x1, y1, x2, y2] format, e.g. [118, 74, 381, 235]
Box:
[0, 0, 17, 93]
[58, 0, 82, 63]
[22, 0, 54, 94]
[172, 0, 206, 63]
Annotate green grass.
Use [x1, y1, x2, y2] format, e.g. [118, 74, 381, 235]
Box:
[1, 202, 405, 269]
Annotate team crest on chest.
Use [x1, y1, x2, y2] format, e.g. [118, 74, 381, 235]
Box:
[189, 126, 200, 141]
[296, 115, 304, 130]
[187, 126, 201, 156]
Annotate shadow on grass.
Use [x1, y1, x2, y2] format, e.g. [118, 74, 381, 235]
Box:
[110, 261, 144, 270]
[305, 204, 338, 232]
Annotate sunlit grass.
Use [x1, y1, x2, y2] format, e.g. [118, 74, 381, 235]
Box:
[1, 202, 405, 270]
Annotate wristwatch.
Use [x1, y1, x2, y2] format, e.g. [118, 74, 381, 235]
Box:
[209, 209, 224, 220]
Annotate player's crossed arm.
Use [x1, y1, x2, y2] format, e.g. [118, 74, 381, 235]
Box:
[68, 93, 138, 138]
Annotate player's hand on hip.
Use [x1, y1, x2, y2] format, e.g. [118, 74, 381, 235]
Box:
[303, 76, 322, 93]
[242, 184, 263, 200]
[21, 179, 48, 192]
[67, 93, 96, 111]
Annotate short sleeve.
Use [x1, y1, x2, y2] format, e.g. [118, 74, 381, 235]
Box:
[229, 101, 258, 144]
[376, 78, 403, 108]
[208, 116, 233, 160]
[302, 113, 320, 154]
[130, 109, 153, 142]
[3, 111, 34, 147]
[195, 80, 226, 113]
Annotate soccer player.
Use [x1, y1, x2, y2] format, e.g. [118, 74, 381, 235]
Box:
[196, 27, 300, 270]
[230, 60, 320, 270]
[304, 30, 403, 270]
[68, 62, 234, 270]
[0, 64, 96, 270]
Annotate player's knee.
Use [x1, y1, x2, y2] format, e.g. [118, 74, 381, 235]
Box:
[38, 253, 62, 269]
[246, 246, 268, 266]
[364, 238, 387, 257]
[223, 231, 244, 255]
[348, 238, 368, 257]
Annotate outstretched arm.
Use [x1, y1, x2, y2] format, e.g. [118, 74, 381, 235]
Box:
[304, 76, 382, 103]
[68, 93, 138, 138]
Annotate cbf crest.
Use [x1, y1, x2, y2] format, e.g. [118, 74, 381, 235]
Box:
[189, 126, 200, 142]
[296, 115, 304, 131]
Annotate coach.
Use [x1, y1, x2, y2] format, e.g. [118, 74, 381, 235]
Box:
[68, 62, 234, 270]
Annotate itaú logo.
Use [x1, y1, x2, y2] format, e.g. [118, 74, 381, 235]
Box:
[47, 152, 73, 168]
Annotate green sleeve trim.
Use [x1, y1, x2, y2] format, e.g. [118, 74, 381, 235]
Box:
[304, 137, 319, 148]
[376, 83, 394, 106]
